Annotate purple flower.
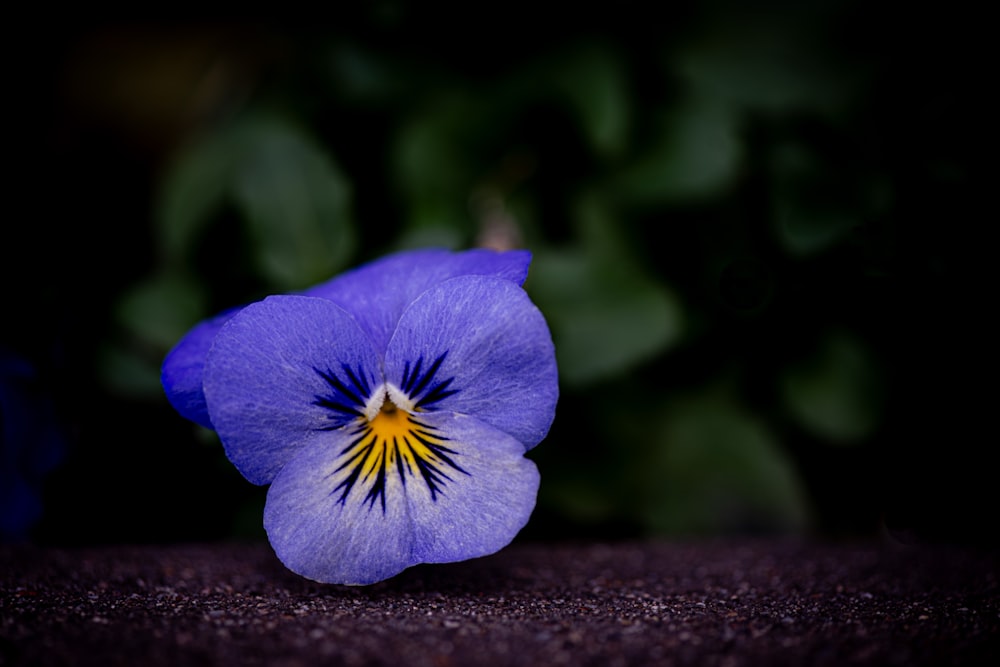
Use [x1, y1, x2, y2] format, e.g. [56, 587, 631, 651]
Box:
[162, 248, 558, 584]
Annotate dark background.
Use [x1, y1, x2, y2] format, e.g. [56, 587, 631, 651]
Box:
[2, 3, 994, 549]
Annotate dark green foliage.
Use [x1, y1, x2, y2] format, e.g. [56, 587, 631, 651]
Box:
[5, 1, 992, 547]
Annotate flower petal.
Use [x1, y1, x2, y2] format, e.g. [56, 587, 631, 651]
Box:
[203, 295, 382, 485]
[404, 412, 540, 565]
[306, 248, 532, 353]
[160, 307, 242, 429]
[160, 249, 531, 430]
[384, 275, 558, 449]
[262, 411, 539, 585]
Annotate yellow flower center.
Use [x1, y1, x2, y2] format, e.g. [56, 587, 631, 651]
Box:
[332, 394, 467, 512]
[367, 400, 445, 478]
[369, 399, 410, 440]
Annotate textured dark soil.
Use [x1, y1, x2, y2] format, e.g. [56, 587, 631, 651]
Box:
[2, 539, 998, 666]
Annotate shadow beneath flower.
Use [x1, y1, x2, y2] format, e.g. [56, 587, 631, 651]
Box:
[265, 543, 564, 598]
[368, 556, 542, 596]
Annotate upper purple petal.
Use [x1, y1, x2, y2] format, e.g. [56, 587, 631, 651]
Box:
[202, 295, 382, 485]
[383, 275, 558, 449]
[161, 248, 531, 430]
[306, 248, 532, 353]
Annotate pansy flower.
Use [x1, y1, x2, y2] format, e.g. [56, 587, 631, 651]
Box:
[161, 248, 558, 584]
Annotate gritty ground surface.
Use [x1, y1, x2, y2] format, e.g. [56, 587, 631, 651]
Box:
[1, 539, 998, 666]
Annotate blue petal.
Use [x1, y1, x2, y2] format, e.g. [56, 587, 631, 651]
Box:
[161, 248, 530, 430]
[160, 306, 242, 429]
[203, 295, 382, 485]
[306, 248, 532, 354]
[263, 411, 539, 585]
[384, 275, 558, 450]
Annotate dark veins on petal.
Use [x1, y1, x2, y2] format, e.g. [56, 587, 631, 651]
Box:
[313, 363, 376, 429]
[401, 353, 458, 409]
[330, 417, 468, 513]
[312, 352, 468, 513]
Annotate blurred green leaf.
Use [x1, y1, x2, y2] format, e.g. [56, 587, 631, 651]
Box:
[98, 343, 165, 399]
[529, 196, 684, 386]
[672, 3, 861, 115]
[327, 41, 411, 105]
[156, 112, 356, 289]
[614, 92, 742, 204]
[781, 330, 882, 444]
[538, 475, 621, 525]
[114, 271, 207, 350]
[770, 140, 890, 256]
[104, 271, 208, 401]
[773, 199, 858, 256]
[640, 384, 812, 536]
[393, 92, 487, 240]
[393, 209, 466, 251]
[155, 128, 239, 263]
[232, 115, 356, 290]
[549, 43, 630, 158]
[770, 141, 852, 255]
